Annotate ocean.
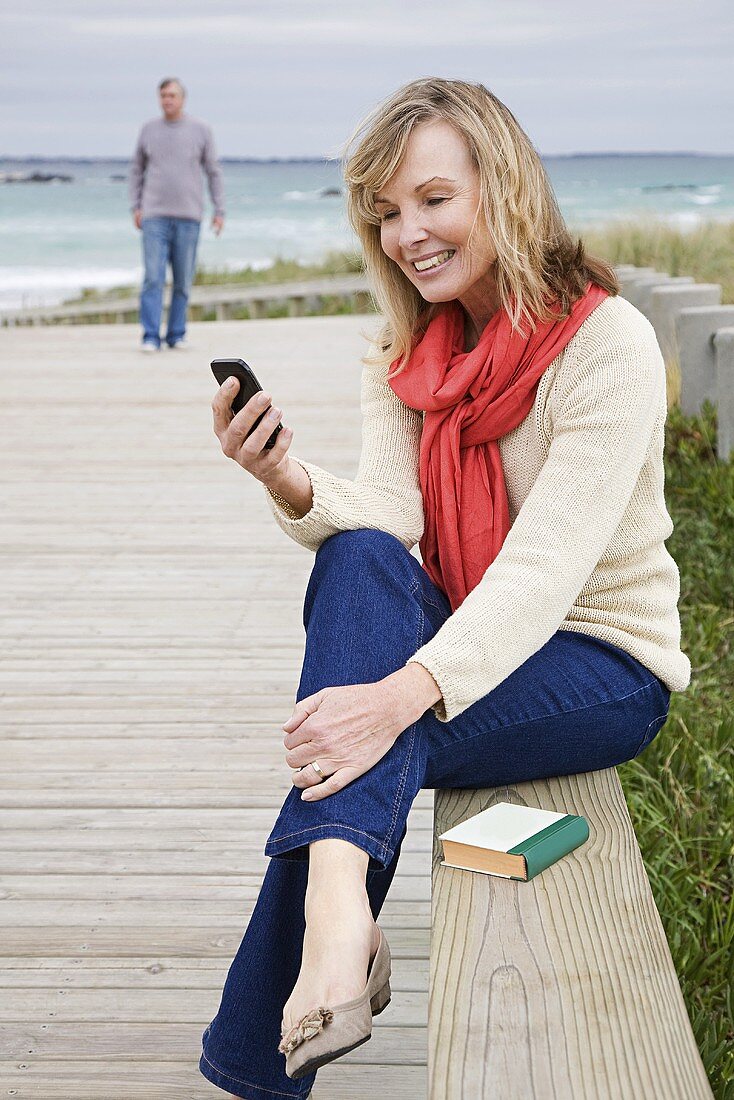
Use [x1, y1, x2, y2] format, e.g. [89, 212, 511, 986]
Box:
[1, 155, 732, 310]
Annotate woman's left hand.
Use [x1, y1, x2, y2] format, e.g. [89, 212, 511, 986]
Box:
[283, 664, 442, 802]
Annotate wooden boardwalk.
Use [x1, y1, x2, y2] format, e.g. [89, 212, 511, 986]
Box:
[0, 317, 430, 1098]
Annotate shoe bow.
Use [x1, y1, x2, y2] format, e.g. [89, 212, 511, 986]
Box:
[278, 1006, 334, 1054]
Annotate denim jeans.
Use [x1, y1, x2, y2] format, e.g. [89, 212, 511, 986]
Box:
[139, 216, 200, 346]
[199, 529, 670, 1099]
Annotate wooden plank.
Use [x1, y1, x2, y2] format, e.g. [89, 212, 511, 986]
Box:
[0, 874, 431, 903]
[0, 273, 370, 326]
[0, 900, 430, 926]
[0, 927, 429, 959]
[0, 1061, 426, 1100]
[0, 988, 427, 1026]
[0, 783, 434, 812]
[0, 849, 431, 876]
[0, 1022, 424, 1063]
[429, 773, 713, 1100]
[0, 808, 433, 830]
[0, 956, 429, 991]
[0, 829, 431, 852]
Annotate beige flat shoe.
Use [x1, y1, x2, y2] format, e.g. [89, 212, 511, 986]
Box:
[278, 926, 392, 1080]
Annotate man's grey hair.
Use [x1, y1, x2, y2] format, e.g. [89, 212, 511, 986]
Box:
[158, 77, 186, 96]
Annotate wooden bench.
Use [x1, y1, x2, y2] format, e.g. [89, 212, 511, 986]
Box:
[429, 769, 713, 1099]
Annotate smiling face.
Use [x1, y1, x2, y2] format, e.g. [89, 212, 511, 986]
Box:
[376, 119, 499, 335]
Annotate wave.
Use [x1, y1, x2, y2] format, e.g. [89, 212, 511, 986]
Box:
[0, 265, 140, 310]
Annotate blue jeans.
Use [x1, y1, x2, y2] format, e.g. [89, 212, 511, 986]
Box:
[139, 216, 200, 346]
[199, 530, 670, 1099]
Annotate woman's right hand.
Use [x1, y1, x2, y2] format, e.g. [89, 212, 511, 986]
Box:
[212, 377, 294, 488]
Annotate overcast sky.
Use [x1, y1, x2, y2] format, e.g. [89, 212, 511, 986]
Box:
[1, 0, 732, 158]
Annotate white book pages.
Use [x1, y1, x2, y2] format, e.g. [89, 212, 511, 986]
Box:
[439, 802, 566, 854]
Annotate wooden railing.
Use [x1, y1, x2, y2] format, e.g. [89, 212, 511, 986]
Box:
[0, 273, 372, 328]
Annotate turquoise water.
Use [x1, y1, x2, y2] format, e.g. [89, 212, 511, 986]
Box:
[1, 156, 732, 309]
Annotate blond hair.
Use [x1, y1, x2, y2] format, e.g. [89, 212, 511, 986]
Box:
[343, 78, 617, 372]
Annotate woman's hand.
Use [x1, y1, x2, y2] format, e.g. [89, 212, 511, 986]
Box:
[284, 664, 442, 802]
[212, 377, 294, 487]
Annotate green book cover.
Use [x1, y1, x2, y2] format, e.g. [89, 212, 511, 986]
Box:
[507, 814, 590, 880]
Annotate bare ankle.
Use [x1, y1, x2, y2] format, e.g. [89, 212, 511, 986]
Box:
[308, 837, 370, 879]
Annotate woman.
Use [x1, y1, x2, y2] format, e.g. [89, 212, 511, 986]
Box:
[199, 78, 690, 1099]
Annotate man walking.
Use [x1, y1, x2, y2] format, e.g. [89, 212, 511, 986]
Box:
[129, 78, 225, 351]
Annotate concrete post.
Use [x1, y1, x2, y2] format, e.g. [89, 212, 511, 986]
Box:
[713, 328, 734, 461]
[287, 296, 306, 318]
[616, 268, 658, 297]
[621, 272, 670, 310]
[649, 284, 722, 366]
[634, 276, 694, 318]
[675, 306, 734, 416]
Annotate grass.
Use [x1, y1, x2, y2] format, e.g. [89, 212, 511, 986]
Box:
[62, 250, 365, 306]
[617, 404, 733, 1097]
[192, 249, 364, 286]
[582, 220, 734, 304]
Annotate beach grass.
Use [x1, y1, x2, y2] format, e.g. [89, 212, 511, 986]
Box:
[581, 220, 734, 304]
[62, 221, 733, 309]
[618, 404, 733, 1097]
[193, 249, 364, 286]
[188, 221, 734, 304]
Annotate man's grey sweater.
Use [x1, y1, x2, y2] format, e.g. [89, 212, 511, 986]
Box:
[129, 115, 225, 221]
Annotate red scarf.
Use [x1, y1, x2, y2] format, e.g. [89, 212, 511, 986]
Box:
[388, 284, 609, 610]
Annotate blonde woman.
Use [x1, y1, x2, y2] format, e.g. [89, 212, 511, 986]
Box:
[199, 79, 689, 1099]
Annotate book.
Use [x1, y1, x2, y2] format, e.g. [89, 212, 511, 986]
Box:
[438, 801, 589, 881]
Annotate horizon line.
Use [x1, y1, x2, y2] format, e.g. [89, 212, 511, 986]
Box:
[2, 150, 734, 163]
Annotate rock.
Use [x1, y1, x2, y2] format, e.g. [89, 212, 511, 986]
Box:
[1, 171, 73, 183]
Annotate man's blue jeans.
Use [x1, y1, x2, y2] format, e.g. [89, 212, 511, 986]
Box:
[139, 216, 200, 347]
[199, 529, 670, 1100]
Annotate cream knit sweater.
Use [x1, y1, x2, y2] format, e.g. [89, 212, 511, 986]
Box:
[266, 296, 691, 722]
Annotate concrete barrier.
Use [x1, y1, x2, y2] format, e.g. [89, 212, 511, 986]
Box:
[616, 268, 660, 300]
[674, 306, 734, 416]
[634, 276, 695, 318]
[616, 265, 656, 284]
[713, 328, 734, 461]
[649, 284, 723, 365]
[622, 272, 677, 311]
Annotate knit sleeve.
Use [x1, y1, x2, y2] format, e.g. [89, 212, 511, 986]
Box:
[202, 126, 225, 217]
[128, 128, 146, 211]
[407, 316, 667, 722]
[264, 356, 424, 552]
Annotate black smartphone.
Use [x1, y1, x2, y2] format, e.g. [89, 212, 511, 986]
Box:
[211, 357, 282, 450]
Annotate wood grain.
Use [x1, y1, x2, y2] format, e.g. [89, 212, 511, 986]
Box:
[430, 774, 713, 1100]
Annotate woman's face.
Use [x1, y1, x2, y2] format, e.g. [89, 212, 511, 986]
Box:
[377, 119, 497, 311]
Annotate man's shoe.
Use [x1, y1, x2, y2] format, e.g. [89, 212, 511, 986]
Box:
[168, 339, 189, 350]
[141, 342, 159, 353]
